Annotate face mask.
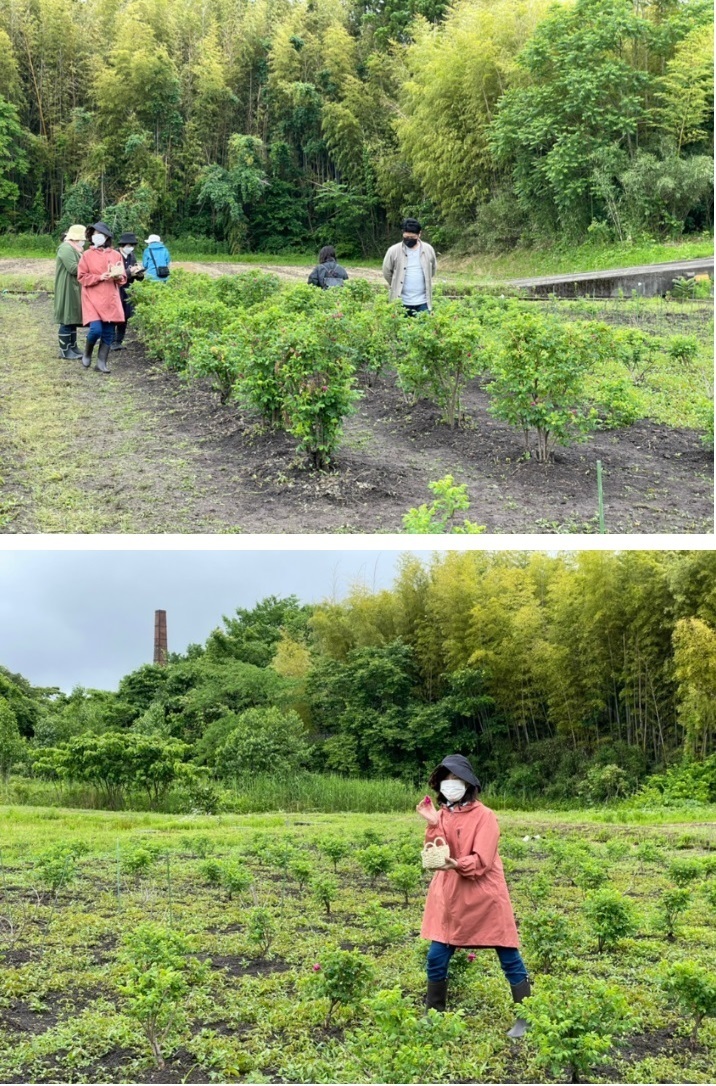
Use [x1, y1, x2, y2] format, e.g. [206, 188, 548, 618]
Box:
[121, 246, 134, 256]
[92, 233, 106, 247]
[441, 780, 467, 803]
[404, 236, 419, 248]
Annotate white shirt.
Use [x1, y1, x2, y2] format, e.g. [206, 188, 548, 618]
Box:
[401, 243, 427, 306]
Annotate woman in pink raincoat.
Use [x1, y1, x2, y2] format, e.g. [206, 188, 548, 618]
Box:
[417, 753, 531, 1038]
[77, 221, 126, 374]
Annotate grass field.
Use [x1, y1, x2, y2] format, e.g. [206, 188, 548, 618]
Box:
[0, 233, 712, 278]
[0, 803, 714, 1084]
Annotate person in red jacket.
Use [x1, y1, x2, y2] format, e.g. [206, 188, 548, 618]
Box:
[417, 754, 531, 1037]
[77, 221, 126, 373]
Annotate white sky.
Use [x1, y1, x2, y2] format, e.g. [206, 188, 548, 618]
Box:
[0, 550, 417, 692]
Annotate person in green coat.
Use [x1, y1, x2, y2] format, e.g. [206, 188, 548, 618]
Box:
[54, 224, 86, 359]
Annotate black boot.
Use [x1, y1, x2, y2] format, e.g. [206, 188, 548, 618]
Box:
[81, 340, 95, 368]
[67, 330, 83, 359]
[426, 979, 447, 1013]
[58, 331, 74, 359]
[507, 978, 531, 1039]
[95, 341, 111, 374]
[111, 323, 126, 350]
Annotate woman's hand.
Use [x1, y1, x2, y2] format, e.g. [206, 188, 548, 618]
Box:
[415, 796, 440, 826]
[100, 271, 111, 281]
[438, 857, 459, 870]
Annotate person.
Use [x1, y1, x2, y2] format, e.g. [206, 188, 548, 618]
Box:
[382, 217, 437, 315]
[54, 224, 86, 359]
[112, 232, 145, 350]
[142, 233, 171, 281]
[77, 222, 126, 374]
[417, 754, 532, 1038]
[307, 245, 349, 289]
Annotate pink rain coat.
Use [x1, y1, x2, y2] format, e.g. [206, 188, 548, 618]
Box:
[420, 801, 520, 948]
[77, 246, 126, 323]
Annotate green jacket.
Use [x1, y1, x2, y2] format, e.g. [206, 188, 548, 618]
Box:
[54, 241, 83, 325]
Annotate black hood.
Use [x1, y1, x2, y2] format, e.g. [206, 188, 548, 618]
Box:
[428, 754, 481, 791]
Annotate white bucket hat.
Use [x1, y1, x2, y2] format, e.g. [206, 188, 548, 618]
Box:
[65, 224, 86, 242]
[145, 233, 161, 244]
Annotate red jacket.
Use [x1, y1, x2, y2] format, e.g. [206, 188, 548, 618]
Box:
[78, 246, 126, 323]
[420, 801, 520, 948]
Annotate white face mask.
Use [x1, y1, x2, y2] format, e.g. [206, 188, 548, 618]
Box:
[121, 246, 134, 256]
[441, 780, 467, 803]
[92, 233, 106, 247]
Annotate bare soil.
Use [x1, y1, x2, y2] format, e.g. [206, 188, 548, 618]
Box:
[1, 293, 712, 534]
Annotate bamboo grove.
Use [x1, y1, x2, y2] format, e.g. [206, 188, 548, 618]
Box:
[1, 551, 715, 806]
[0, 0, 712, 252]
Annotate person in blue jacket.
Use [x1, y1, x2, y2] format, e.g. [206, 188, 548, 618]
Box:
[142, 233, 171, 281]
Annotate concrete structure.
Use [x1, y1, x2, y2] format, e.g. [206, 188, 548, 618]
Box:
[509, 257, 714, 298]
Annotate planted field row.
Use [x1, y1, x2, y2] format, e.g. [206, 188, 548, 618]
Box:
[130, 272, 713, 473]
[1, 811, 714, 1083]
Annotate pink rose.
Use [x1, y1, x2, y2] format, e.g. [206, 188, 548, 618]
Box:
[467, 953, 476, 963]
[312, 963, 321, 972]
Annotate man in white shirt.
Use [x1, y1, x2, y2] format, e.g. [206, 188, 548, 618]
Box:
[382, 218, 438, 315]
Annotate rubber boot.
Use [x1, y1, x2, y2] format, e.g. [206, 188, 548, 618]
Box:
[58, 331, 74, 359]
[67, 330, 83, 359]
[95, 340, 111, 374]
[81, 340, 95, 369]
[426, 979, 447, 1013]
[506, 978, 531, 1039]
[111, 323, 127, 350]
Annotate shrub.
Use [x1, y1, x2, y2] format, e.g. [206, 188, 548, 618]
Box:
[583, 889, 637, 952]
[289, 855, 313, 892]
[311, 874, 338, 915]
[214, 270, 281, 309]
[319, 835, 351, 872]
[521, 907, 573, 972]
[308, 949, 375, 1026]
[200, 858, 223, 888]
[356, 845, 394, 886]
[246, 907, 274, 957]
[123, 845, 160, 881]
[36, 842, 86, 897]
[217, 707, 310, 778]
[388, 863, 421, 905]
[661, 961, 716, 1041]
[485, 312, 612, 461]
[668, 858, 704, 887]
[523, 977, 631, 1083]
[395, 302, 485, 428]
[402, 475, 485, 534]
[116, 923, 206, 1069]
[361, 902, 407, 947]
[339, 987, 467, 1083]
[278, 310, 361, 469]
[220, 860, 252, 900]
[654, 887, 691, 940]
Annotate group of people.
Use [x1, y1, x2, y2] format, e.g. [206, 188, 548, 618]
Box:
[54, 222, 171, 373]
[308, 217, 438, 316]
[55, 215, 434, 372]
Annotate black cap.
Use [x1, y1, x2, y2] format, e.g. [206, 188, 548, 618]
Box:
[402, 217, 422, 234]
[118, 232, 137, 245]
[92, 221, 113, 237]
[428, 754, 481, 791]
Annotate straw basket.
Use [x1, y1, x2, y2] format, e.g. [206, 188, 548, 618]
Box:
[421, 836, 450, 870]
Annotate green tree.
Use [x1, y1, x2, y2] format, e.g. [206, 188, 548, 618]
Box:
[0, 697, 24, 779]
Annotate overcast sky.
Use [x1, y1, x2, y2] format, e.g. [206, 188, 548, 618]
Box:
[0, 550, 423, 693]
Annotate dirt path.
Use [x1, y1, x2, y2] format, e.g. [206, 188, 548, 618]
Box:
[0, 293, 711, 534]
[0, 256, 388, 284]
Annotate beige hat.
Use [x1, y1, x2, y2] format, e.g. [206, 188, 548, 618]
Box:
[65, 224, 86, 242]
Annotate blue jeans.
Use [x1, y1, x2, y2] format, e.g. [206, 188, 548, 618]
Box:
[59, 323, 78, 336]
[427, 941, 528, 986]
[86, 320, 115, 348]
[403, 302, 429, 316]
